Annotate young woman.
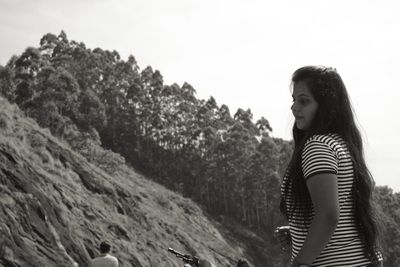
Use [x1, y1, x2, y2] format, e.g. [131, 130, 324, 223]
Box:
[278, 66, 382, 267]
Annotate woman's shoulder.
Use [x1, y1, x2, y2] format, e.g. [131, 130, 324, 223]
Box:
[304, 133, 346, 154]
[305, 133, 340, 144]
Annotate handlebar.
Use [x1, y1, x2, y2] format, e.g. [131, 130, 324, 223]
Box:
[168, 247, 200, 266]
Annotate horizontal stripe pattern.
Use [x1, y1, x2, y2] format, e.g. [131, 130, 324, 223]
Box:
[282, 133, 377, 266]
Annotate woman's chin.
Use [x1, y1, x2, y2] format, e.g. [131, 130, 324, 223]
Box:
[296, 123, 310, 131]
[295, 122, 304, 130]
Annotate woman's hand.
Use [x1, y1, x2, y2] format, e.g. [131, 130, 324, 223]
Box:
[274, 225, 291, 251]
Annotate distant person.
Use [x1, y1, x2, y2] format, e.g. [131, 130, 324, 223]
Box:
[237, 258, 250, 267]
[91, 241, 119, 267]
[277, 66, 383, 266]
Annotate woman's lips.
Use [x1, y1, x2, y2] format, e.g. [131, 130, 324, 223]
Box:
[294, 115, 303, 120]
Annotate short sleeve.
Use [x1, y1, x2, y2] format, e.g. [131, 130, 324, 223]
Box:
[301, 139, 338, 179]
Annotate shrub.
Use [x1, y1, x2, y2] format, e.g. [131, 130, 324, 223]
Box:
[0, 112, 10, 132]
[28, 131, 47, 148]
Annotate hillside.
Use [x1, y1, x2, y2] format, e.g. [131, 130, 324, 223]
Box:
[0, 96, 258, 266]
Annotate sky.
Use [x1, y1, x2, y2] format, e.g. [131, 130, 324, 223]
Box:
[1, 0, 399, 192]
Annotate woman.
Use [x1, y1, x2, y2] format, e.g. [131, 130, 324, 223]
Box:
[278, 66, 382, 266]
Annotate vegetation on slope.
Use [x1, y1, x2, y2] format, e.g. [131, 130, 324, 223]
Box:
[0, 97, 256, 266]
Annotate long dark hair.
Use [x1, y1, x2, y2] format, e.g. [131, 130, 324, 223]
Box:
[280, 65, 380, 262]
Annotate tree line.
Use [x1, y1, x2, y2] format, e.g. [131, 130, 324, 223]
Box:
[0, 31, 399, 266]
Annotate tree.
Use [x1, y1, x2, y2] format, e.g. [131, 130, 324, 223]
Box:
[0, 64, 16, 101]
[75, 89, 107, 131]
[374, 186, 400, 267]
[234, 108, 258, 136]
[256, 116, 273, 136]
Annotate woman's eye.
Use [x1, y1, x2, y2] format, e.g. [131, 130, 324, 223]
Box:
[292, 97, 310, 105]
[299, 98, 308, 105]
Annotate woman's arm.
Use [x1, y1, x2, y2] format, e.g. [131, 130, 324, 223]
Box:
[292, 173, 340, 266]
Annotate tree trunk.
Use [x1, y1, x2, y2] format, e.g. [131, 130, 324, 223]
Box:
[242, 194, 246, 224]
[223, 179, 228, 215]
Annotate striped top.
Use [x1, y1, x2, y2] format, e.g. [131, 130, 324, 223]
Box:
[281, 133, 380, 266]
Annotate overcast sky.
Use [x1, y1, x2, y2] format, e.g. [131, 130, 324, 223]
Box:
[1, 0, 399, 192]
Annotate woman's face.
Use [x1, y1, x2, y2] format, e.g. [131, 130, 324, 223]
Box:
[291, 80, 319, 130]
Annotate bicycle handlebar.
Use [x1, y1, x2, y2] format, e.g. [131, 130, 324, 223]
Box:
[168, 247, 200, 266]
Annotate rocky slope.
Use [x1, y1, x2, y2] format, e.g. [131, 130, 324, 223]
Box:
[0, 96, 251, 267]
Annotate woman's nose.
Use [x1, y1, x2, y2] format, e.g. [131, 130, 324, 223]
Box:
[291, 102, 297, 112]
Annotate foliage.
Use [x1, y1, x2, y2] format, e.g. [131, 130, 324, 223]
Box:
[374, 186, 400, 267]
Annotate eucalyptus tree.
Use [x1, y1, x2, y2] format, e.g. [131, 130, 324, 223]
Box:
[273, 137, 293, 178]
[38, 32, 107, 136]
[373, 186, 400, 267]
[247, 136, 281, 229]
[0, 61, 17, 101]
[13, 47, 47, 106]
[256, 116, 272, 136]
[223, 117, 258, 219]
[233, 108, 258, 136]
